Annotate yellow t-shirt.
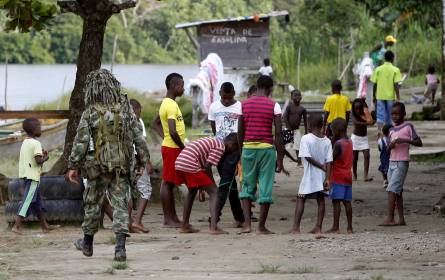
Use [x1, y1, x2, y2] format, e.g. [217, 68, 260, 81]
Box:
[159, 97, 186, 148]
[19, 138, 43, 182]
[323, 93, 351, 124]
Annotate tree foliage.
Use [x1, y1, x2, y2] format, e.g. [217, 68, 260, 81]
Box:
[0, 0, 57, 32]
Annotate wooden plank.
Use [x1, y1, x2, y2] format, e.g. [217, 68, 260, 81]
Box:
[0, 110, 70, 119]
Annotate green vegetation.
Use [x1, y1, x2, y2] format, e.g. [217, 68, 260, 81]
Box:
[0, 0, 440, 91]
[111, 261, 128, 270]
[257, 263, 281, 274]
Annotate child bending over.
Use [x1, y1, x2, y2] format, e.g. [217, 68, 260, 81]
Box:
[175, 133, 239, 234]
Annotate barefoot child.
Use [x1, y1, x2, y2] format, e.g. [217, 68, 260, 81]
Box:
[175, 134, 239, 234]
[290, 115, 332, 234]
[380, 102, 422, 226]
[238, 75, 284, 234]
[351, 99, 374, 182]
[283, 89, 308, 165]
[378, 124, 392, 188]
[327, 118, 353, 234]
[208, 82, 244, 227]
[12, 118, 54, 234]
[424, 65, 440, 105]
[129, 99, 154, 233]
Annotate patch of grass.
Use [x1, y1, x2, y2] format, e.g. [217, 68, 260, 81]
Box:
[258, 263, 281, 274]
[104, 267, 115, 275]
[111, 261, 128, 270]
[412, 152, 445, 163]
[107, 235, 116, 245]
[288, 266, 318, 274]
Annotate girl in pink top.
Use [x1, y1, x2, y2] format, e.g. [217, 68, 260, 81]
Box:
[424, 65, 440, 104]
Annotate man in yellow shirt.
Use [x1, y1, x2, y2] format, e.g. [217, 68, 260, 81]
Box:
[323, 80, 351, 137]
[371, 51, 402, 130]
[154, 73, 185, 227]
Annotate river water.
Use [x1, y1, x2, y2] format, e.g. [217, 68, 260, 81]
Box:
[0, 64, 247, 110]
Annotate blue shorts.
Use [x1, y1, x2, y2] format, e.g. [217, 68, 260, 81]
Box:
[329, 183, 352, 201]
[376, 100, 394, 125]
[387, 161, 409, 194]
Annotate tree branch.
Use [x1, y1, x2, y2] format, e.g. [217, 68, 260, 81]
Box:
[57, 0, 85, 17]
[112, 0, 136, 13]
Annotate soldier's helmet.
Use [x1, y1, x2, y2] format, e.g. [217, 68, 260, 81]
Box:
[84, 69, 124, 106]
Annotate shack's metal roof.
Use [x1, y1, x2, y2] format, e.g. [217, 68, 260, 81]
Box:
[175, 10, 289, 29]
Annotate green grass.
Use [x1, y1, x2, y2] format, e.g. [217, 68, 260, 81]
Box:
[111, 261, 128, 270]
[370, 275, 390, 280]
[412, 152, 445, 163]
[258, 264, 281, 274]
[107, 235, 117, 245]
[288, 266, 318, 274]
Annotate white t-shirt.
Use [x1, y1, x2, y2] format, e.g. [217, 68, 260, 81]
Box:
[208, 101, 242, 141]
[259, 66, 273, 76]
[298, 133, 333, 194]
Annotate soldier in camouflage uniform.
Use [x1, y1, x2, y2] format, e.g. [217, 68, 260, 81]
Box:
[66, 69, 149, 262]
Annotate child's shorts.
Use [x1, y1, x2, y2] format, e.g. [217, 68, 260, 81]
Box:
[351, 134, 369, 151]
[137, 169, 152, 200]
[329, 184, 352, 201]
[175, 170, 213, 188]
[17, 179, 44, 218]
[161, 146, 181, 185]
[297, 191, 326, 199]
[387, 161, 409, 194]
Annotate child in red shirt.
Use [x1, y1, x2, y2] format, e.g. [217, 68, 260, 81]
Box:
[327, 118, 354, 234]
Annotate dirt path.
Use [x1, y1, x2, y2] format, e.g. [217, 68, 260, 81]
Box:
[1, 126, 445, 280]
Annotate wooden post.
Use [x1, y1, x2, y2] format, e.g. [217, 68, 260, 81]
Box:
[4, 56, 8, 110]
[297, 46, 301, 89]
[111, 35, 119, 73]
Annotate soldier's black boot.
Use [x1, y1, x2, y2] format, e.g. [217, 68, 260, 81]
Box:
[80, 234, 94, 257]
[114, 233, 127, 262]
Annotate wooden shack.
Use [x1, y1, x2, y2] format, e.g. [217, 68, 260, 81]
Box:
[176, 11, 289, 70]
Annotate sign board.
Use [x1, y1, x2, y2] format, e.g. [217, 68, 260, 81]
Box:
[197, 20, 269, 69]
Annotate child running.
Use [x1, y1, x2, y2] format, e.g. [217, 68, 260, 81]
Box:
[290, 115, 332, 234]
[380, 102, 422, 226]
[424, 65, 440, 104]
[129, 99, 154, 233]
[378, 124, 392, 188]
[208, 82, 244, 227]
[175, 134, 239, 234]
[12, 118, 56, 234]
[238, 75, 284, 234]
[351, 98, 374, 182]
[327, 118, 354, 234]
[283, 89, 308, 165]
[323, 80, 351, 138]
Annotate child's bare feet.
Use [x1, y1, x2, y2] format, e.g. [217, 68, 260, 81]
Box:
[353, 176, 357, 181]
[42, 225, 60, 233]
[256, 227, 274, 235]
[237, 226, 251, 234]
[309, 226, 322, 234]
[285, 228, 301, 234]
[209, 227, 228, 235]
[232, 221, 243, 228]
[162, 221, 182, 228]
[12, 226, 22, 235]
[398, 221, 407, 226]
[180, 225, 199, 233]
[132, 223, 150, 233]
[378, 220, 397, 226]
[364, 177, 373, 182]
[347, 228, 354, 234]
[325, 228, 340, 234]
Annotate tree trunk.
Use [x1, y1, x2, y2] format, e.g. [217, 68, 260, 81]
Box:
[48, 15, 109, 175]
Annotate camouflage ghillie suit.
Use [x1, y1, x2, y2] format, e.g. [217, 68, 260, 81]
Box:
[68, 69, 148, 260]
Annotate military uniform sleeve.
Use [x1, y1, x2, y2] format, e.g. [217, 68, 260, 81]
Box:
[68, 111, 91, 170]
[132, 116, 150, 167]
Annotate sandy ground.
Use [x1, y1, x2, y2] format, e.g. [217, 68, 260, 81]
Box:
[1, 125, 445, 280]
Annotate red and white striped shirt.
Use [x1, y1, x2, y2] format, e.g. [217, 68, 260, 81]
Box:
[175, 137, 225, 173]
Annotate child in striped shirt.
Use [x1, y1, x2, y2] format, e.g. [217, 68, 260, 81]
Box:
[175, 133, 239, 234]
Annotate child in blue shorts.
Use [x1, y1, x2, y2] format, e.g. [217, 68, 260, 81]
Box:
[327, 118, 354, 234]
